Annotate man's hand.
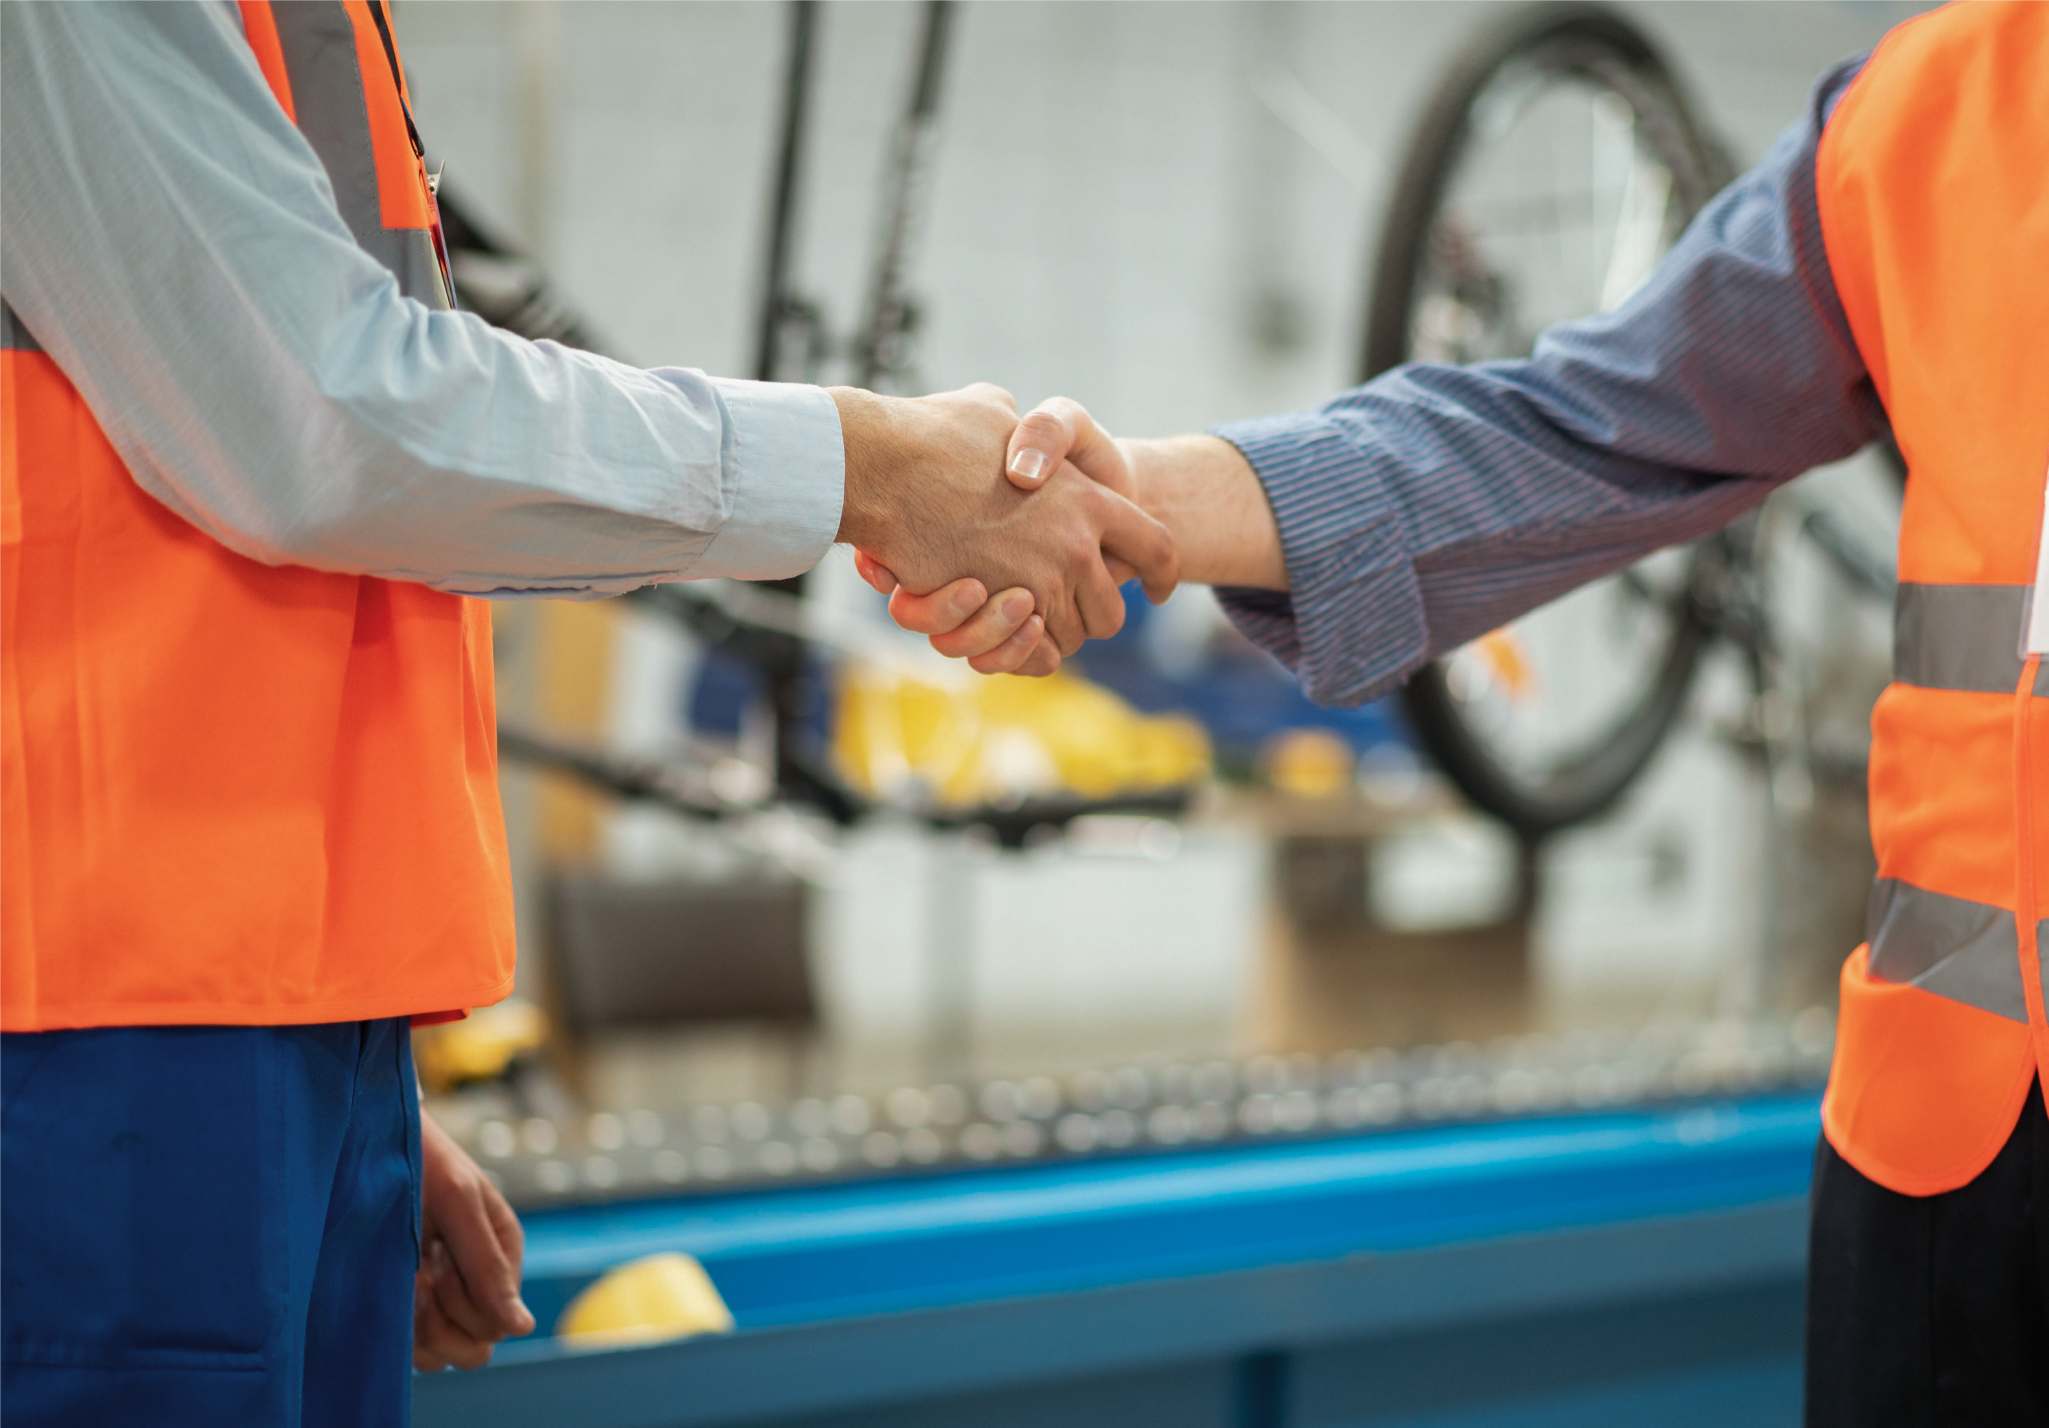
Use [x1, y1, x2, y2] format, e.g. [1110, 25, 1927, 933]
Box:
[859, 395, 1284, 675]
[415, 1113, 536, 1372]
[831, 384, 1177, 658]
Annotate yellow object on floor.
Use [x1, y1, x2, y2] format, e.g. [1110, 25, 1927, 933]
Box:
[557, 1252, 735, 1349]
[834, 664, 1210, 807]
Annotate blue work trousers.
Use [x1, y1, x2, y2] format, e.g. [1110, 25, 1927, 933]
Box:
[1, 1019, 422, 1427]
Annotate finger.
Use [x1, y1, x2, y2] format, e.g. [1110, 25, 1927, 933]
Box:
[436, 1183, 533, 1338]
[1013, 636, 1062, 677]
[887, 579, 988, 637]
[1075, 548, 1128, 642]
[852, 548, 899, 595]
[414, 1268, 446, 1372]
[966, 613, 1047, 675]
[932, 588, 1035, 660]
[413, 1324, 453, 1374]
[1096, 486, 1180, 604]
[1039, 584, 1087, 658]
[1008, 397, 1125, 496]
[414, 1282, 488, 1372]
[415, 1293, 494, 1372]
[430, 1238, 511, 1345]
[483, 1177, 527, 1264]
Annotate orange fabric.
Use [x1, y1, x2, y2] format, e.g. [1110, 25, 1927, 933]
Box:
[1818, 3, 2049, 587]
[0, 357, 515, 1029]
[235, 0, 295, 123]
[0, 3, 514, 1029]
[1866, 685, 2027, 909]
[341, 0, 433, 231]
[1813, 0, 2049, 1193]
[2016, 658, 2049, 1079]
[1824, 947, 2037, 1195]
[2, 354, 37, 1012]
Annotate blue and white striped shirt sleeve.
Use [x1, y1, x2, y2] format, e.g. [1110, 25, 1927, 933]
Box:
[1212, 59, 1886, 708]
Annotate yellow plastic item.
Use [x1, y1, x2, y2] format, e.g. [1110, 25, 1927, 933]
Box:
[557, 1252, 735, 1349]
[1264, 728, 1356, 799]
[412, 998, 548, 1094]
[834, 664, 1210, 807]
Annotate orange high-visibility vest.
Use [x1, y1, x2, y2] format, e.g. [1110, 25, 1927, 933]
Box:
[0, 1, 514, 1030]
[1815, 0, 2049, 1195]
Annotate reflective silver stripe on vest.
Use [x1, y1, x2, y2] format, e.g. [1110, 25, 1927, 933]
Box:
[0, 300, 42, 352]
[1865, 877, 2048, 1023]
[270, 2, 448, 311]
[1895, 583, 2049, 696]
[358, 228, 450, 311]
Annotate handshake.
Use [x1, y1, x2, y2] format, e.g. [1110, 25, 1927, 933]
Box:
[829, 383, 1287, 676]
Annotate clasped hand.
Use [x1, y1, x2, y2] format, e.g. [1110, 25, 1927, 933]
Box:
[837, 386, 1165, 676]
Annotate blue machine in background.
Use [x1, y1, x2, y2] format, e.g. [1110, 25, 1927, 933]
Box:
[416, 1093, 1819, 1428]
[684, 583, 1413, 779]
[1070, 587, 1409, 777]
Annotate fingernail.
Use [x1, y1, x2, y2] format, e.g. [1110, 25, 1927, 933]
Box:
[949, 583, 984, 617]
[1008, 449, 1048, 484]
[1001, 590, 1032, 622]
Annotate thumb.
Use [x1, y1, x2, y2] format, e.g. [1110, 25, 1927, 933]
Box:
[1006, 396, 1128, 496]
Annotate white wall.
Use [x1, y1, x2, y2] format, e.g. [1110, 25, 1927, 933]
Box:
[397, 1, 1924, 434]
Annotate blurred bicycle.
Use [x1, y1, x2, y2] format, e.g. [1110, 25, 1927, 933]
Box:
[1364, 3, 1899, 839]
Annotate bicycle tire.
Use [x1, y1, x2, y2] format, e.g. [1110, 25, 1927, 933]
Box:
[1362, 3, 1728, 837]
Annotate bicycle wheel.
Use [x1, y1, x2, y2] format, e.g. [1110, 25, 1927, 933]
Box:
[1363, 3, 1728, 837]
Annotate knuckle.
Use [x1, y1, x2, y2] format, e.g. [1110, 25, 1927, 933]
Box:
[1016, 410, 1064, 442]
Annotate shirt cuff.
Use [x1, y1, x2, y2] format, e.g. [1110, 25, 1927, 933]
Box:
[690, 378, 845, 580]
[1209, 411, 1427, 709]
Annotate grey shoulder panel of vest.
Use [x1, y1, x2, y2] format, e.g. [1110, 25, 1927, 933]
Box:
[270, 2, 383, 254]
[1864, 876, 2039, 1024]
[361, 229, 451, 312]
[1894, 582, 2049, 696]
[266, 3, 448, 308]
[0, 299, 44, 353]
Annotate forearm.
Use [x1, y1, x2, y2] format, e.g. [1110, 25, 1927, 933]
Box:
[1205, 66, 1884, 707]
[0, 2, 842, 597]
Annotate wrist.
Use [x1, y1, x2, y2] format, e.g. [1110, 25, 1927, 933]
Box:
[829, 386, 900, 547]
[1126, 435, 1286, 590]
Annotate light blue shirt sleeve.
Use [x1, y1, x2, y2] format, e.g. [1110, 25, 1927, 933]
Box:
[0, 1, 843, 598]
[1212, 59, 1886, 706]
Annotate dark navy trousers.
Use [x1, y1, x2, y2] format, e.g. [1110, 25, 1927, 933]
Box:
[1807, 1080, 2049, 1426]
[2, 1019, 422, 1427]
